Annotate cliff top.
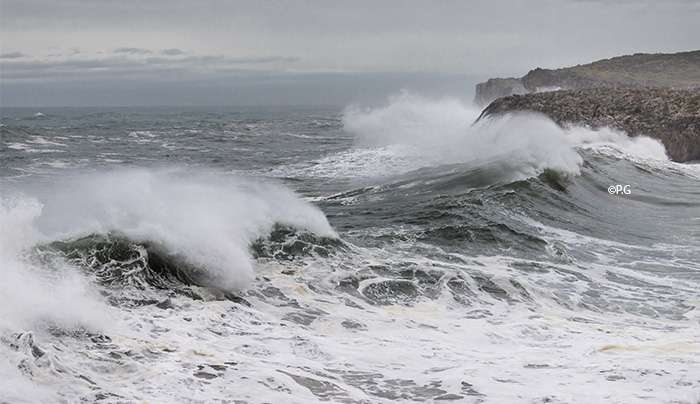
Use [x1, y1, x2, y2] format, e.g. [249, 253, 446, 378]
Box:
[474, 50, 700, 106]
[521, 50, 700, 91]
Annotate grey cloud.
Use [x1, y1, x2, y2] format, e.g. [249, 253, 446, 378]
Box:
[0, 51, 27, 59]
[2, 0, 698, 79]
[161, 48, 185, 56]
[1, 0, 697, 106]
[114, 47, 152, 55]
[0, 53, 302, 81]
[141, 55, 299, 65]
[225, 56, 300, 64]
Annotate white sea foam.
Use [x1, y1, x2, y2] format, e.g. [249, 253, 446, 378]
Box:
[569, 125, 669, 161]
[0, 167, 338, 400]
[27, 136, 67, 148]
[6, 143, 65, 154]
[2, 104, 697, 403]
[4, 168, 334, 292]
[0, 197, 115, 332]
[286, 93, 670, 180]
[0, 197, 114, 404]
[341, 93, 581, 177]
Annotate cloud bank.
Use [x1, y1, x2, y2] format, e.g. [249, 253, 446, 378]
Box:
[1, 0, 698, 106]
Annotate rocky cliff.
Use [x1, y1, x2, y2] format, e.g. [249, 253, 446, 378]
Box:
[474, 50, 700, 106]
[477, 88, 700, 162]
[473, 78, 528, 106]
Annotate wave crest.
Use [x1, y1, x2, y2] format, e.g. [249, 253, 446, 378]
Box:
[0, 168, 337, 331]
[330, 93, 670, 181]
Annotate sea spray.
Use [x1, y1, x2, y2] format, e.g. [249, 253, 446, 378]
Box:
[337, 93, 669, 180]
[4, 168, 336, 293]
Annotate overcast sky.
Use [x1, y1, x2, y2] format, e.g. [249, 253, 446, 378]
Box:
[1, 0, 699, 106]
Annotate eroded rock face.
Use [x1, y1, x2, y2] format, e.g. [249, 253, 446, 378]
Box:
[478, 88, 700, 162]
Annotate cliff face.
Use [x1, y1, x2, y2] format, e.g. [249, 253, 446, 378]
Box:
[473, 78, 528, 106]
[473, 50, 700, 106]
[478, 88, 700, 162]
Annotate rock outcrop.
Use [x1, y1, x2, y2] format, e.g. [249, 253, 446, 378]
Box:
[473, 78, 528, 107]
[474, 50, 700, 106]
[477, 87, 700, 162]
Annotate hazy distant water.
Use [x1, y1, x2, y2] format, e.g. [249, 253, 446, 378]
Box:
[1, 97, 699, 403]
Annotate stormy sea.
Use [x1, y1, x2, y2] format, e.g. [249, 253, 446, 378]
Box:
[1, 94, 698, 403]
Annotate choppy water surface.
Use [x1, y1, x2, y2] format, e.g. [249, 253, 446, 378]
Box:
[1, 95, 699, 403]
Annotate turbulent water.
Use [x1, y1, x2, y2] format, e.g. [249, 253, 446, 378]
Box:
[1, 94, 699, 403]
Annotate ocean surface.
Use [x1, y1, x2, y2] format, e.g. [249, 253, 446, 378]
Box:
[1, 94, 699, 403]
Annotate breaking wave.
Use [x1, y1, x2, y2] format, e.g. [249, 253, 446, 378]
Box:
[1, 102, 698, 403]
[300, 93, 668, 181]
[0, 168, 336, 323]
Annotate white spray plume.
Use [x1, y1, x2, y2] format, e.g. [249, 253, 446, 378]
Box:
[16, 168, 335, 292]
[339, 93, 668, 179]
